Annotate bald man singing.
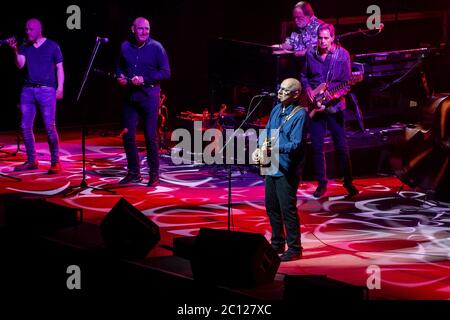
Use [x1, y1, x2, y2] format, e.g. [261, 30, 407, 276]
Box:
[252, 78, 308, 261]
[9, 18, 64, 174]
[116, 17, 171, 187]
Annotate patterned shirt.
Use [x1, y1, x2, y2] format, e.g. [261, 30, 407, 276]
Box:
[284, 16, 323, 51]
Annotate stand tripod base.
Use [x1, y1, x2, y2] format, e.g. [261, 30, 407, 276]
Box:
[0, 173, 21, 182]
[64, 179, 116, 197]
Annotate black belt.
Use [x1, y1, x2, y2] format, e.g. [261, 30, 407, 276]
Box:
[24, 83, 51, 88]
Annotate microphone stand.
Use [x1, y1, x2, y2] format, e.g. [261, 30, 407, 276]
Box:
[335, 26, 383, 43]
[0, 171, 21, 182]
[64, 38, 115, 197]
[219, 94, 272, 231]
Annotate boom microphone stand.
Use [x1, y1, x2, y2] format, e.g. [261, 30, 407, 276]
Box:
[0, 169, 21, 181]
[219, 93, 274, 231]
[64, 37, 115, 197]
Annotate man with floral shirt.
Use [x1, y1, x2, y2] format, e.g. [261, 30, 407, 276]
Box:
[280, 1, 323, 57]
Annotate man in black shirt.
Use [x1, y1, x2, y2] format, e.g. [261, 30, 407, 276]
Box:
[116, 17, 171, 186]
[300, 23, 359, 198]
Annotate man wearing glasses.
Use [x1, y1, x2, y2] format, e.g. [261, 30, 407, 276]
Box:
[252, 78, 308, 261]
[277, 1, 323, 57]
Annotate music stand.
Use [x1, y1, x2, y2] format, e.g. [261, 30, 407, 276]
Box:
[219, 94, 270, 231]
[64, 37, 115, 197]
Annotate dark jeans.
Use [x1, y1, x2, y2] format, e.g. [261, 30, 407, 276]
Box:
[265, 174, 301, 252]
[310, 111, 353, 186]
[122, 92, 160, 176]
[20, 86, 59, 164]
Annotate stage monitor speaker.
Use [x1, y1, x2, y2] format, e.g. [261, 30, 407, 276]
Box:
[190, 228, 280, 288]
[100, 197, 160, 259]
[4, 197, 82, 235]
[284, 275, 368, 301]
[173, 235, 197, 260]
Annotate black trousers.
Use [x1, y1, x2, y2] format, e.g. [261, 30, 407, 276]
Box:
[310, 111, 353, 186]
[122, 92, 160, 176]
[265, 174, 301, 252]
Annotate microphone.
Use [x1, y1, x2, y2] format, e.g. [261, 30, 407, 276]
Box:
[96, 36, 109, 43]
[256, 91, 277, 97]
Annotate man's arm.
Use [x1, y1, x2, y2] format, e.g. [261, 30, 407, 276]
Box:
[15, 52, 26, 69]
[56, 62, 64, 100]
[8, 39, 25, 69]
[142, 45, 170, 84]
[116, 45, 129, 85]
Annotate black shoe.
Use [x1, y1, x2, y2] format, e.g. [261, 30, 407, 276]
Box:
[271, 244, 286, 255]
[48, 162, 62, 174]
[147, 174, 160, 187]
[280, 249, 302, 262]
[14, 160, 39, 172]
[119, 173, 142, 184]
[313, 184, 327, 198]
[344, 183, 359, 198]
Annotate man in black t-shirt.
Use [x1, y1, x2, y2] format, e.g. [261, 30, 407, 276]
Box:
[8, 18, 64, 174]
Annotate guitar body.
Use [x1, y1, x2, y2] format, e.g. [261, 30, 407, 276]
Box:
[311, 83, 328, 103]
[307, 71, 364, 118]
[308, 83, 328, 118]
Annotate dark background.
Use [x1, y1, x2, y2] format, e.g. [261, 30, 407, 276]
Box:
[0, 0, 449, 132]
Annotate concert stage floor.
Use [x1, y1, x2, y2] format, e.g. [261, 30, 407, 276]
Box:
[1, 128, 449, 303]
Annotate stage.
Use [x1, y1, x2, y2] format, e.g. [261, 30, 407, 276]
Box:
[1, 127, 450, 303]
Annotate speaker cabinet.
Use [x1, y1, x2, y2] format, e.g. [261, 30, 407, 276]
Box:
[284, 275, 368, 301]
[191, 228, 280, 287]
[100, 198, 160, 259]
[4, 197, 81, 235]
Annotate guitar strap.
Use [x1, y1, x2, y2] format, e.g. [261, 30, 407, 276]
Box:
[278, 105, 303, 129]
[269, 105, 303, 143]
[325, 46, 341, 84]
[259, 105, 304, 171]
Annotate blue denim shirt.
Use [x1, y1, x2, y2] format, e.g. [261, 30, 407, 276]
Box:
[259, 103, 307, 177]
[300, 45, 351, 112]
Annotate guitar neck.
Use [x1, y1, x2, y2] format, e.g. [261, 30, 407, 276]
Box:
[327, 81, 350, 95]
[327, 71, 363, 94]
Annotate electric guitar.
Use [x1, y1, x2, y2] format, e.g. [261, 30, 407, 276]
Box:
[308, 71, 363, 118]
